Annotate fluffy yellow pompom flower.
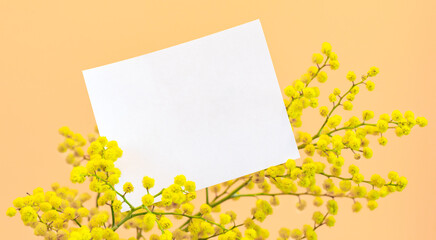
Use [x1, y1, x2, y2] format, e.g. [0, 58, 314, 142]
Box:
[284, 85, 297, 98]
[220, 213, 232, 225]
[329, 60, 340, 70]
[200, 203, 212, 215]
[339, 180, 351, 192]
[90, 212, 109, 227]
[378, 114, 390, 122]
[327, 115, 342, 128]
[326, 199, 338, 215]
[87, 141, 103, 155]
[348, 164, 359, 175]
[58, 143, 67, 153]
[391, 110, 402, 121]
[77, 207, 89, 218]
[142, 194, 154, 206]
[346, 71, 356, 81]
[181, 203, 194, 215]
[243, 228, 256, 240]
[58, 126, 72, 137]
[160, 230, 173, 240]
[142, 176, 155, 189]
[285, 159, 296, 172]
[12, 197, 25, 208]
[367, 200, 378, 210]
[362, 147, 373, 159]
[158, 216, 173, 229]
[388, 171, 399, 182]
[303, 87, 315, 99]
[34, 222, 48, 236]
[70, 166, 88, 183]
[321, 42, 332, 55]
[396, 177, 408, 191]
[41, 209, 58, 222]
[143, 213, 156, 231]
[20, 206, 37, 224]
[352, 174, 364, 184]
[368, 66, 379, 77]
[329, 52, 338, 60]
[174, 175, 187, 186]
[63, 207, 76, 220]
[317, 71, 328, 83]
[148, 234, 159, 240]
[290, 229, 303, 239]
[313, 197, 323, 207]
[90, 227, 104, 240]
[325, 216, 336, 227]
[278, 228, 290, 239]
[378, 136, 388, 146]
[328, 93, 337, 103]
[366, 80, 375, 91]
[184, 181, 196, 192]
[395, 126, 404, 136]
[296, 200, 307, 211]
[307, 67, 318, 77]
[376, 119, 389, 132]
[103, 190, 116, 202]
[123, 182, 134, 193]
[352, 201, 362, 212]
[370, 174, 386, 188]
[312, 211, 324, 224]
[257, 199, 273, 214]
[312, 53, 324, 64]
[343, 101, 353, 110]
[291, 80, 303, 92]
[254, 209, 267, 222]
[362, 110, 374, 121]
[367, 189, 380, 201]
[112, 200, 122, 212]
[6, 207, 16, 217]
[48, 196, 61, 209]
[416, 117, 428, 127]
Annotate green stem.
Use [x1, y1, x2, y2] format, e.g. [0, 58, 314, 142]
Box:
[312, 78, 366, 140]
[302, 212, 328, 239]
[210, 177, 253, 208]
[93, 174, 135, 210]
[136, 228, 142, 240]
[273, 170, 399, 187]
[306, 56, 329, 87]
[110, 201, 115, 227]
[96, 193, 100, 208]
[178, 177, 252, 230]
[112, 210, 133, 231]
[130, 211, 227, 231]
[212, 178, 240, 203]
[153, 188, 164, 198]
[73, 218, 82, 227]
[325, 123, 376, 136]
[199, 221, 246, 240]
[286, 56, 329, 111]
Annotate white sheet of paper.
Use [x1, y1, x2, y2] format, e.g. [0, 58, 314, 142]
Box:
[83, 19, 300, 210]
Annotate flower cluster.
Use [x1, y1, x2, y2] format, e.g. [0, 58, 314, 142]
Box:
[7, 43, 427, 240]
[6, 183, 93, 240]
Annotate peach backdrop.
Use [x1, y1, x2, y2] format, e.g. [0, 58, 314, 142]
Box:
[1, 0, 435, 239]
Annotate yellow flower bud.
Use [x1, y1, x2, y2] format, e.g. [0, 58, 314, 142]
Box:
[312, 53, 324, 64]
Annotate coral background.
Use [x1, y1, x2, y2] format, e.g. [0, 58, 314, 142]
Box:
[1, 0, 435, 239]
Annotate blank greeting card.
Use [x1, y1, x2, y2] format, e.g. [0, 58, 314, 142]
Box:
[83, 19, 300, 210]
